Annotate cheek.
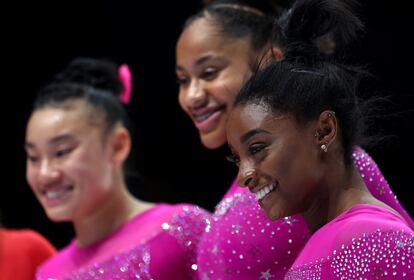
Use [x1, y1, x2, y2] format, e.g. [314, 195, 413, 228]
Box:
[265, 146, 311, 198]
[178, 89, 189, 112]
[213, 69, 246, 103]
[265, 147, 292, 180]
[63, 152, 100, 182]
[80, 149, 112, 180]
[221, 78, 243, 102]
[26, 165, 37, 189]
[222, 91, 237, 109]
[227, 63, 252, 89]
[282, 153, 320, 204]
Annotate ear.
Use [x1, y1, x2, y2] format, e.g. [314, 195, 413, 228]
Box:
[315, 111, 337, 152]
[260, 45, 284, 67]
[109, 126, 131, 166]
[271, 45, 283, 62]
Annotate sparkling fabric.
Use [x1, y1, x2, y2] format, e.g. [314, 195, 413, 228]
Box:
[51, 245, 152, 280]
[197, 190, 310, 280]
[36, 203, 210, 280]
[353, 146, 414, 229]
[285, 204, 414, 279]
[197, 147, 413, 279]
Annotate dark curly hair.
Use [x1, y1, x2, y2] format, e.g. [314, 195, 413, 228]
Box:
[33, 57, 129, 135]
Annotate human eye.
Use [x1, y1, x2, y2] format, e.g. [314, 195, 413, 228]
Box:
[26, 154, 39, 163]
[55, 147, 73, 158]
[200, 67, 219, 81]
[248, 142, 268, 158]
[176, 76, 190, 87]
[225, 154, 240, 167]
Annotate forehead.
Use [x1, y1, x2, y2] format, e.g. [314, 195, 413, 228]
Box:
[228, 103, 271, 137]
[176, 17, 251, 65]
[26, 102, 97, 142]
[227, 102, 295, 142]
[230, 102, 272, 127]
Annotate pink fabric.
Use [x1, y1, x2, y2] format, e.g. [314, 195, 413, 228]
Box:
[36, 203, 209, 280]
[197, 147, 413, 279]
[197, 183, 311, 280]
[353, 146, 414, 229]
[285, 204, 414, 279]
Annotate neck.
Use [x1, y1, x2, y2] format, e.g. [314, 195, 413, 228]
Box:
[303, 159, 379, 232]
[73, 179, 154, 247]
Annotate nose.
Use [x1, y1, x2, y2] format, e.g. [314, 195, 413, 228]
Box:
[38, 160, 61, 185]
[183, 79, 207, 109]
[237, 162, 257, 189]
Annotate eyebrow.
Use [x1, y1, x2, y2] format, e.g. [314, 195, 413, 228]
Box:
[25, 134, 76, 149]
[175, 54, 217, 71]
[240, 128, 271, 143]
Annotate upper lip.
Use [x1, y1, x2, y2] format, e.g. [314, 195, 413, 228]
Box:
[40, 183, 71, 194]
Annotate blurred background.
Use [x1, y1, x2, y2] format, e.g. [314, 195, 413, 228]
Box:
[1, 0, 412, 249]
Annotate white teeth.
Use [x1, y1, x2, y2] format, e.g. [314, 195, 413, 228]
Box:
[45, 189, 69, 199]
[195, 111, 214, 122]
[261, 189, 266, 197]
[255, 184, 275, 201]
[195, 109, 222, 122]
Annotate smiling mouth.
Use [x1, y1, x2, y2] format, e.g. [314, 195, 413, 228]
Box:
[193, 106, 224, 123]
[195, 111, 216, 122]
[254, 183, 277, 201]
[42, 185, 74, 201]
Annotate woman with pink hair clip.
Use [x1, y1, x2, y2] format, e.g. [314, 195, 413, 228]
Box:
[25, 57, 210, 280]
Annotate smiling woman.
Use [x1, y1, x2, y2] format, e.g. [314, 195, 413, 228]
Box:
[175, 0, 413, 279]
[227, 57, 414, 278]
[176, 12, 259, 150]
[24, 57, 209, 279]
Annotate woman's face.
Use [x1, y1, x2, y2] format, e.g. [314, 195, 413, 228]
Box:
[25, 101, 117, 222]
[176, 17, 254, 149]
[227, 103, 324, 220]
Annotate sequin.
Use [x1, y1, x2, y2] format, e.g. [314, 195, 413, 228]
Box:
[164, 205, 210, 271]
[40, 246, 153, 280]
[196, 147, 413, 279]
[196, 185, 310, 279]
[36, 204, 210, 280]
[285, 230, 414, 279]
[352, 147, 414, 229]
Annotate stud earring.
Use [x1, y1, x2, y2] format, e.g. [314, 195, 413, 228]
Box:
[320, 144, 328, 153]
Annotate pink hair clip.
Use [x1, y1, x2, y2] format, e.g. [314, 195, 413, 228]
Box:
[118, 64, 132, 104]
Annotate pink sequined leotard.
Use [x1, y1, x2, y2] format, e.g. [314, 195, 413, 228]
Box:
[36, 203, 210, 280]
[196, 147, 414, 279]
[285, 204, 414, 279]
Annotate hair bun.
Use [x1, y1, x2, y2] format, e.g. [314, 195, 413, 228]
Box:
[204, 0, 291, 16]
[54, 57, 124, 97]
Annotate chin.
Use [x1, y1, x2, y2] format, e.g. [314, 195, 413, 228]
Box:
[266, 205, 297, 221]
[200, 133, 226, 150]
[267, 211, 281, 221]
[45, 209, 73, 223]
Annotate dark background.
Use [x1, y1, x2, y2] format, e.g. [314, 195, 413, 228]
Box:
[1, 0, 412, 249]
